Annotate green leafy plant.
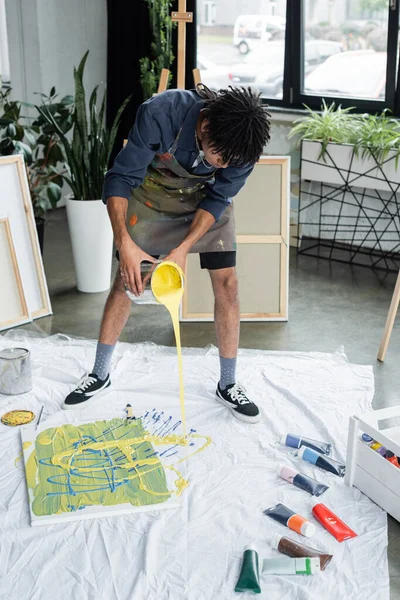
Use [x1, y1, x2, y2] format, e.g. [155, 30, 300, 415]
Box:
[35, 51, 131, 200]
[353, 110, 400, 165]
[0, 87, 36, 164]
[289, 100, 360, 159]
[139, 0, 175, 100]
[289, 101, 400, 166]
[0, 87, 73, 217]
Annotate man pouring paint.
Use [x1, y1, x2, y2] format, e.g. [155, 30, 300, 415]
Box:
[63, 84, 271, 422]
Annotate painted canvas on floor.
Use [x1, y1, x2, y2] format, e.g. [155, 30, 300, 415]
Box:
[21, 412, 210, 526]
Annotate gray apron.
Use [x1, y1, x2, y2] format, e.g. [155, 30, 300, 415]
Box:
[126, 86, 236, 255]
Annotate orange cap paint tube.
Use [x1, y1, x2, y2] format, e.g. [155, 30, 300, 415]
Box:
[264, 503, 316, 537]
[311, 501, 357, 542]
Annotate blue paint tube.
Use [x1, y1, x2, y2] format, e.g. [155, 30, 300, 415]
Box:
[277, 464, 329, 496]
[297, 446, 345, 477]
[281, 432, 331, 455]
[234, 544, 261, 594]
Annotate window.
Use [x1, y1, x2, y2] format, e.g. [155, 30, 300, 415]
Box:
[0, 0, 10, 85]
[197, 1, 287, 99]
[196, 0, 400, 114]
[302, 0, 388, 101]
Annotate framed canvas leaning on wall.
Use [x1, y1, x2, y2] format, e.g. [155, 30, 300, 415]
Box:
[0, 155, 52, 329]
[0, 217, 31, 331]
[181, 156, 290, 322]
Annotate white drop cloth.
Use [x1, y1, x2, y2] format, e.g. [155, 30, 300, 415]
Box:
[0, 331, 389, 600]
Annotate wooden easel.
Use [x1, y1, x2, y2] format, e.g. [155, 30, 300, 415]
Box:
[377, 270, 400, 361]
[124, 2, 201, 147]
[156, 0, 201, 94]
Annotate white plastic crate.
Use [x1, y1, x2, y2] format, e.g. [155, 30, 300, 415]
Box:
[345, 405, 400, 522]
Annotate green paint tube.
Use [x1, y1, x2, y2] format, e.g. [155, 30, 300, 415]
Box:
[234, 544, 261, 594]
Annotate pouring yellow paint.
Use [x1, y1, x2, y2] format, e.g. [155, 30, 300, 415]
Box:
[151, 261, 187, 440]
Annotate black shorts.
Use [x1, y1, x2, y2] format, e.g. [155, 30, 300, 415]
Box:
[115, 251, 236, 270]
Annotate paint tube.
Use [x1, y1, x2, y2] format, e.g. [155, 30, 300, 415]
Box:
[386, 451, 400, 467]
[234, 544, 261, 594]
[277, 464, 329, 496]
[262, 556, 320, 575]
[271, 534, 333, 571]
[363, 437, 388, 457]
[296, 446, 345, 477]
[369, 441, 387, 457]
[369, 441, 381, 450]
[281, 432, 331, 455]
[311, 501, 357, 542]
[264, 503, 315, 537]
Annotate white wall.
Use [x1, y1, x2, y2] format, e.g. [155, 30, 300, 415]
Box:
[0, 0, 11, 83]
[5, 0, 107, 103]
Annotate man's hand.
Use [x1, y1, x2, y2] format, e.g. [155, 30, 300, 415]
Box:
[119, 238, 156, 296]
[163, 246, 188, 274]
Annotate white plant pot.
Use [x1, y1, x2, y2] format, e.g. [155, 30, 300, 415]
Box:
[66, 197, 113, 293]
[301, 140, 400, 193]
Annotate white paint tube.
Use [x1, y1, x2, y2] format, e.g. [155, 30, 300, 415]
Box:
[262, 557, 320, 575]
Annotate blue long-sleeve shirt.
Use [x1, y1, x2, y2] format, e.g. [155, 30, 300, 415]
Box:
[102, 88, 254, 221]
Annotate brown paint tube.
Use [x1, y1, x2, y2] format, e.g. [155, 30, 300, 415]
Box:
[271, 534, 333, 571]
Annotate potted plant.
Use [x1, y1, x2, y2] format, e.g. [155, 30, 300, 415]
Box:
[289, 101, 400, 194]
[36, 51, 131, 293]
[0, 87, 71, 251]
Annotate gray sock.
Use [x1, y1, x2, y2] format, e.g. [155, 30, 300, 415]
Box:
[92, 342, 115, 380]
[219, 356, 237, 390]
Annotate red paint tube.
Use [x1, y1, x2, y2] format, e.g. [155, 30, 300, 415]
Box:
[386, 451, 400, 467]
[311, 502, 357, 542]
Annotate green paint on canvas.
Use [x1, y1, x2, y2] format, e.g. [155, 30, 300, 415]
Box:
[25, 418, 171, 516]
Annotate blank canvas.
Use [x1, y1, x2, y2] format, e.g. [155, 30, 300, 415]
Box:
[0, 217, 31, 330]
[181, 156, 290, 321]
[0, 155, 51, 320]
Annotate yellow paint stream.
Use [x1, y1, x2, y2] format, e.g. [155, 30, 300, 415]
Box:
[151, 261, 187, 440]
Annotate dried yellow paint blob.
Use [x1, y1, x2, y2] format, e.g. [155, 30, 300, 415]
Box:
[14, 441, 34, 468]
[1, 410, 35, 427]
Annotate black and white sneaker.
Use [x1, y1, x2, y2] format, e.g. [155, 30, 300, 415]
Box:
[63, 373, 111, 410]
[216, 383, 261, 424]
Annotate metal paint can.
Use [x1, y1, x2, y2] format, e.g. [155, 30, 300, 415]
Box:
[125, 261, 185, 305]
[0, 348, 32, 395]
[125, 261, 161, 305]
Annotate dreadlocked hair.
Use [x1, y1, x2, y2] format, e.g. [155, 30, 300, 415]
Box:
[202, 86, 271, 167]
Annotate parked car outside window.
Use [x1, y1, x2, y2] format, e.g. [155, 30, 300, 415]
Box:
[304, 50, 386, 99]
[228, 40, 343, 98]
[233, 14, 286, 55]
